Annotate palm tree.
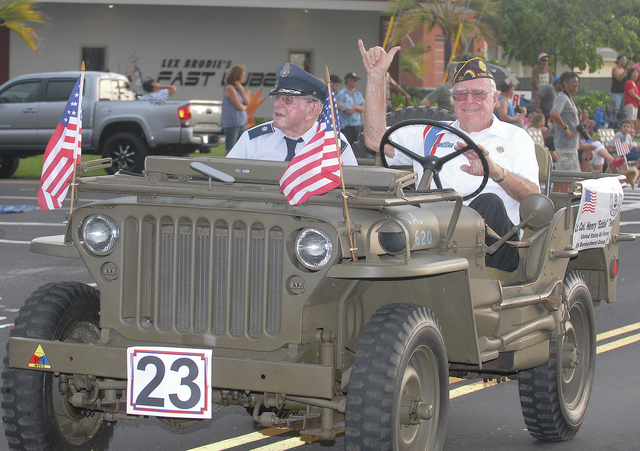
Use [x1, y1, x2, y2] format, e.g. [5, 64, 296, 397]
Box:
[0, 0, 44, 54]
[385, 0, 500, 72]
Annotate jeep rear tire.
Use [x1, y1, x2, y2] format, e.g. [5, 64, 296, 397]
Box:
[518, 270, 595, 441]
[346, 304, 448, 451]
[1, 282, 114, 451]
[0, 155, 19, 179]
[102, 131, 148, 175]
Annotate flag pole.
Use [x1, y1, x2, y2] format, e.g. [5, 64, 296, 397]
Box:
[325, 66, 357, 262]
[68, 61, 85, 216]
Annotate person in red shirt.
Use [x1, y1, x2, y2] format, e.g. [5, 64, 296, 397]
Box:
[624, 67, 640, 134]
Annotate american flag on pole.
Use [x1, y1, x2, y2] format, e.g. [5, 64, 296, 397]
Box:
[581, 189, 597, 213]
[37, 72, 84, 211]
[614, 138, 631, 156]
[279, 90, 341, 206]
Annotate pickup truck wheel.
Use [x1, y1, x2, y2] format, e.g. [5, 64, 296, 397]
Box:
[0, 155, 19, 179]
[102, 131, 148, 175]
[346, 304, 448, 451]
[1, 282, 114, 451]
[518, 270, 595, 441]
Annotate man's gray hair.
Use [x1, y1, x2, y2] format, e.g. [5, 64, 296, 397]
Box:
[488, 78, 497, 94]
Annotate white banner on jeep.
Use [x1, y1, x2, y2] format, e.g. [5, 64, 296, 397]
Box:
[573, 178, 624, 251]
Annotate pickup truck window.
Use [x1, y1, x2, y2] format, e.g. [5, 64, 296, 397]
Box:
[44, 79, 77, 102]
[0, 81, 41, 103]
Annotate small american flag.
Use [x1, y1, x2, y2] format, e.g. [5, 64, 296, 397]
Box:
[614, 138, 631, 157]
[37, 72, 84, 211]
[279, 90, 341, 206]
[582, 189, 597, 213]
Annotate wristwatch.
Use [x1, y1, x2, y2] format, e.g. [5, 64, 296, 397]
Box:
[563, 124, 569, 131]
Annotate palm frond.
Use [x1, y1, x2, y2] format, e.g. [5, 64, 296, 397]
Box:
[0, 0, 44, 54]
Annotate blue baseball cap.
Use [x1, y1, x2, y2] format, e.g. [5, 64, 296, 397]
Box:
[554, 76, 561, 83]
[269, 63, 327, 102]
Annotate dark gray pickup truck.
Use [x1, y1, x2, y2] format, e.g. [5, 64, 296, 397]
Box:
[0, 71, 223, 177]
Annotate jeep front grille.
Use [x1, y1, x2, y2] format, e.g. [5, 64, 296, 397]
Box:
[132, 215, 283, 337]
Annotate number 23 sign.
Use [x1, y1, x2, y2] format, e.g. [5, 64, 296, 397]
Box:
[127, 347, 213, 419]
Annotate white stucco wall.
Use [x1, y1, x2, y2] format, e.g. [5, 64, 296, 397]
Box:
[10, 3, 381, 118]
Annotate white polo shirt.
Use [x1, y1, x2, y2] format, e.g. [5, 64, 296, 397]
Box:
[388, 118, 539, 225]
[227, 121, 358, 166]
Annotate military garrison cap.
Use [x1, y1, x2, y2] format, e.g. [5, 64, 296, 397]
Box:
[269, 63, 327, 102]
[453, 54, 494, 85]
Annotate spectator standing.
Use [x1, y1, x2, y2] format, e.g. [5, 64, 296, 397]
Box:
[611, 55, 630, 120]
[495, 79, 525, 128]
[624, 67, 640, 134]
[337, 72, 365, 144]
[550, 71, 580, 193]
[221, 65, 249, 154]
[421, 70, 454, 112]
[534, 76, 562, 124]
[531, 52, 554, 98]
[329, 74, 343, 111]
[139, 79, 176, 101]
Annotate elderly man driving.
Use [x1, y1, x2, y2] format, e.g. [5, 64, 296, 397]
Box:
[358, 40, 539, 272]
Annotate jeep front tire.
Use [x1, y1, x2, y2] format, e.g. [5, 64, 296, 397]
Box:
[1, 282, 114, 451]
[346, 303, 449, 451]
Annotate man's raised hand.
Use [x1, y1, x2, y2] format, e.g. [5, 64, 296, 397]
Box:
[358, 39, 401, 78]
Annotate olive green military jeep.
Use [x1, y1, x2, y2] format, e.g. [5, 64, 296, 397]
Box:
[2, 112, 634, 451]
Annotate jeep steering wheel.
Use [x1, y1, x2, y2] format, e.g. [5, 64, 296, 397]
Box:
[379, 118, 490, 201]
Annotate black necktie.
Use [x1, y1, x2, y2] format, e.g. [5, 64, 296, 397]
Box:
[284, 137, 303, 161]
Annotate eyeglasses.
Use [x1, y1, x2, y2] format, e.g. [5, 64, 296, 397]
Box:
[451, 89, 491, 102]
[541, 58, 549, 62]
[270, 94, 317, 105]
[270, 94, 297, 105]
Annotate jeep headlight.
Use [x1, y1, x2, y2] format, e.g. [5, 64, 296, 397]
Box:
[377, 221, 407, 254]
[295, 228, 332, 270]
[81, 214, 119, 255]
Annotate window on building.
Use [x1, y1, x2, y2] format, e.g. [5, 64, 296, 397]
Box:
[289, 51, 312, 73]
[83, 47, 106, 71]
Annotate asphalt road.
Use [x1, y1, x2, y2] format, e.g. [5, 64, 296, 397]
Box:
[0, 180, 639, 451]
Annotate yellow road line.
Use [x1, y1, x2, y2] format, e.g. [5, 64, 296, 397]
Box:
[187, 427, 291, 451]
[250, 436, 317, 451]
[597, 333, 640, 354]
[188, 323, 640, 451]
[450, 379, 502, 399]
[596, 322, 640, 341]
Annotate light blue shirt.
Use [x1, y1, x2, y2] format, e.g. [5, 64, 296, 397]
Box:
[337, 87, 364, 127]
[139, 89, 170, 101]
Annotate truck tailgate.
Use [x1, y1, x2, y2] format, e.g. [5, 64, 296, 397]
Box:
[189, 100, 223, 144]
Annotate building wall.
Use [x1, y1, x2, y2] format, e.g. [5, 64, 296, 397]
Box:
[9, 3, 381, 118]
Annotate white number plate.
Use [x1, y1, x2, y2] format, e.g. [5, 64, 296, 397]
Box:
[127, 346, 213, 419]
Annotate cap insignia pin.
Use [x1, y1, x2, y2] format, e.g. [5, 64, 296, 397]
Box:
[281, 63, 291, 78]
